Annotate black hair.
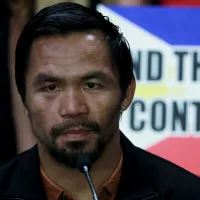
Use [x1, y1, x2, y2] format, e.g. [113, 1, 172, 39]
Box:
[15, 2, 134, 104]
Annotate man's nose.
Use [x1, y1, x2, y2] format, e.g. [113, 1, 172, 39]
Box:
[59, 89, 89, 117]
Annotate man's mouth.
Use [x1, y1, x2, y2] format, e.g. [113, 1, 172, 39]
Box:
[59, 128, 96, 141]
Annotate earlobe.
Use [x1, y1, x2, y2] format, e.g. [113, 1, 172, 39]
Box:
[24, 102, 29, 116]
[24, 108, 29, 116]
[121, 78, 136, 111]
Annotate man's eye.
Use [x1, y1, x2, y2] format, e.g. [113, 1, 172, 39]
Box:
[43, 85, 59, 92]
[84, 83, 102, 89]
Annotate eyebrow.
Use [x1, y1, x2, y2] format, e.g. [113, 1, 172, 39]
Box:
[82, 71, 114, 84]
[32, 71, 115, 86]
[32, 73, 60, 86]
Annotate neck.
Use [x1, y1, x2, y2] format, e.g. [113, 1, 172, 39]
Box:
[38, 132, 121, 199]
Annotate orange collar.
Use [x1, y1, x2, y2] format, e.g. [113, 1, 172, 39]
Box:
[40, 153, 123, 200]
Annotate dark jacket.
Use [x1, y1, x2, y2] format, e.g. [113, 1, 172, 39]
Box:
[0, 133, 200, 200]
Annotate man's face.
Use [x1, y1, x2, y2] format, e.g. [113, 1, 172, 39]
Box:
[25, 31, 123, 167]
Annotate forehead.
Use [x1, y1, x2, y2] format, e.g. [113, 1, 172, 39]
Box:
[30, 31, 110, 64]
[27, 30, 117, 78]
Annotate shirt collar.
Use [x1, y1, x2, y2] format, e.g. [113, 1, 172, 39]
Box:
[40, 152, 123, 200]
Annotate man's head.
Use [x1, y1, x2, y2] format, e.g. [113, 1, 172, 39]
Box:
[15, 2, 135, 168]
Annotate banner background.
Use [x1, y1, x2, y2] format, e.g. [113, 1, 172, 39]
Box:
[97, 5, 200, 176]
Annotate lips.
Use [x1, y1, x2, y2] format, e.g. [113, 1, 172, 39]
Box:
[59, 128, 94, 140]
[67, 129, 89, 135]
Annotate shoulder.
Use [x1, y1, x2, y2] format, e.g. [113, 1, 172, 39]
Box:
[0, 148, 31, 173]
[134, 146, 200, 197]
[0, 146, 37, 192]
[134, 145, 200, 180]
[120, 134, 200, 199]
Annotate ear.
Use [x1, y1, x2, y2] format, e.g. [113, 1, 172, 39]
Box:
[24, 108, 29, 116]
[121, 78, 136, 111]
[24, 101, 29, 116]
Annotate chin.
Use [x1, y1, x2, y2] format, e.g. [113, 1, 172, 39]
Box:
[48, 143, 101, 168]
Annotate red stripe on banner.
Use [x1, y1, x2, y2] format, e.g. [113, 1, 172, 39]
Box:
[147, 136, 200, 176]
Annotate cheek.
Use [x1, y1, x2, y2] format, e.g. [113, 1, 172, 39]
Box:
[91, 94, 121, 144]
[88, 90, 122, 123]
[26, 95, 59, 133]
[27, 93, 58, 115]
[28, 107, 49, 134]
